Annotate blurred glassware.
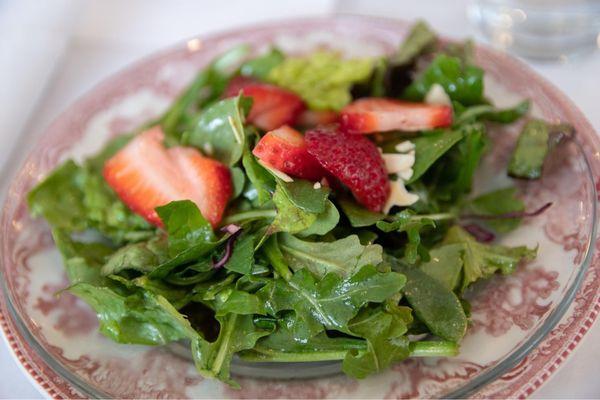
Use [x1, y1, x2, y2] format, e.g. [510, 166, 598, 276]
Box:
[468, 0, 600, 60]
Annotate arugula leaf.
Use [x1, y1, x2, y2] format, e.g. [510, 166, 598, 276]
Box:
[156, 200, 215, 256]
[191, 313, 272, 388]
[213, 288, 265, 316]
[162, 45, 249, 141]
[393, 20, 437, 66]
[419, 244, 463, 291]
[508, 119, 550, 180]
[463, 187, 524, 232]
[257, 265, 406, 341]
[343, 304, 412, 379]
[407, 129, 463, 184]
[376, 210, 435, 264]
[240, 48, 285, 80]
[391, 258, 467, 342]
[279, 179, 330, 214]
[455, 100, 530, 125]
[224, 232, 255, 275]
[69, 283, 197, 345]
[230, 167, 246, 199]
[183, 94, 249, 165]
[443, 226, 537, 292]
[101, 236, 168, 276]
[268, 51, 373, 110]
[297, 200, 339, 237]
[338, 197, 384, 227]
[271, 184, 317, 233]
[247, 314, 366, 361]
[404, 54, 484, 106]
[262, 235, 292, 280]
[278, 233, 383, 277]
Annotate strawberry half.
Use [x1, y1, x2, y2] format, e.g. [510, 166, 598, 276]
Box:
[252, 125, 326, 181]
[340, 98, 452, 134]
[305, 126, 390, 211]
[224, 76, 304, 131]
[103, 127, 231, 227]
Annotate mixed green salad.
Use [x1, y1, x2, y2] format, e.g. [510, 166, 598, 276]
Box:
[28, 21, 569, 387]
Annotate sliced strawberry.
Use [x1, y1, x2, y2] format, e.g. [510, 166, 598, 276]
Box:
[340, 98, 452, 134]
[103, 127, 231, 227]
[305, 126, 390, 211]
[224, 77, 304, 131]
[252, 125, 325, 181]
[296, 109, 339, 127]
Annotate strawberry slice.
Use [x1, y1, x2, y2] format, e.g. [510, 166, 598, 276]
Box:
[340, 98, 452, 134]
[224, 77, 304, 131]
[103, 127, 231, 227]
[296, 109, 339, 127]
[252, 125, 326, 181]
[305, 126, 390, 211]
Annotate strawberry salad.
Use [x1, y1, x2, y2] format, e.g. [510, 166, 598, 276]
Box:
[28, 21, 567, 386]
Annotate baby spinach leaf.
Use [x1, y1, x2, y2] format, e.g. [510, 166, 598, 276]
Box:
[101, 236, 168, 276]
[162, 45, 249, 141]
[343, 304, 412, 379]
[240, 48, 285, 80]
[191, 313, 272, 388]
[404, 54, 484, 106]
[224, 232, 255, 275]
[419, 244, 464, 291]
[268, 51, 373, 110]
[407, 129, 463, 184]
[508, 119, 549, 180]
[278, 233, 383, 277]
[455, 100, 530, 125]
[463, 187, 524, 232]
[52, 229, 115, 286]
[230, 167, 246, 199]
[443, 226, 537, 292]
[376, 210, 435, 264]
[338, 197, 384, 227]
[156, 200, 215, 256]
[28, 161, 87, 231]
[242, 145, 275, 205]
[391, 259, 467, 342]
[297, 200, 340, 237]
[183, 94, 249, 165]
[257, 265, 406, 341]
[69, 283, 198, 345]
[279, 179, 330, 214]
[271, 184, 317, 233]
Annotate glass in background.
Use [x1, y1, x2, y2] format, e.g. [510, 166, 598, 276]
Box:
[468, 0, 600, 60]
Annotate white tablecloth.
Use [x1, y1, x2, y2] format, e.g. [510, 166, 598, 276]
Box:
[1, 0, 599, 398]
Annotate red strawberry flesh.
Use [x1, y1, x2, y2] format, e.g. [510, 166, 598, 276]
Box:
[340, 97, 452, 134]
[305, 125, 390, 211]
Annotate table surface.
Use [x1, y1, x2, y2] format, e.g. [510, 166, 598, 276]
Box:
[1, 0, 599, 398]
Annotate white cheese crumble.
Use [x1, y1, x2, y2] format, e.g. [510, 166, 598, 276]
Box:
[256, 159, 294, 182]
[424, 83, 451, 106]
[379, 140, 419, 212]
[313, 182, 322, 189]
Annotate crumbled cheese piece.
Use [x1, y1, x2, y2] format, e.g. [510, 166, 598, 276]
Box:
[382, 153, 415, 175]
[395, 140, 416, 153]
[202, 142, 214, 156]
[424, 83, 451, 106]
[257, 159, 294, 182]
[383, 179, 419, 213]
[313, 182, 322, 189]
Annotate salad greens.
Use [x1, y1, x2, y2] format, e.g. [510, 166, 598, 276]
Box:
[27, 20, 566, 387]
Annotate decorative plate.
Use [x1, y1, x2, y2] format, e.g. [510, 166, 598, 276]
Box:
[1, 15, 599, 399]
